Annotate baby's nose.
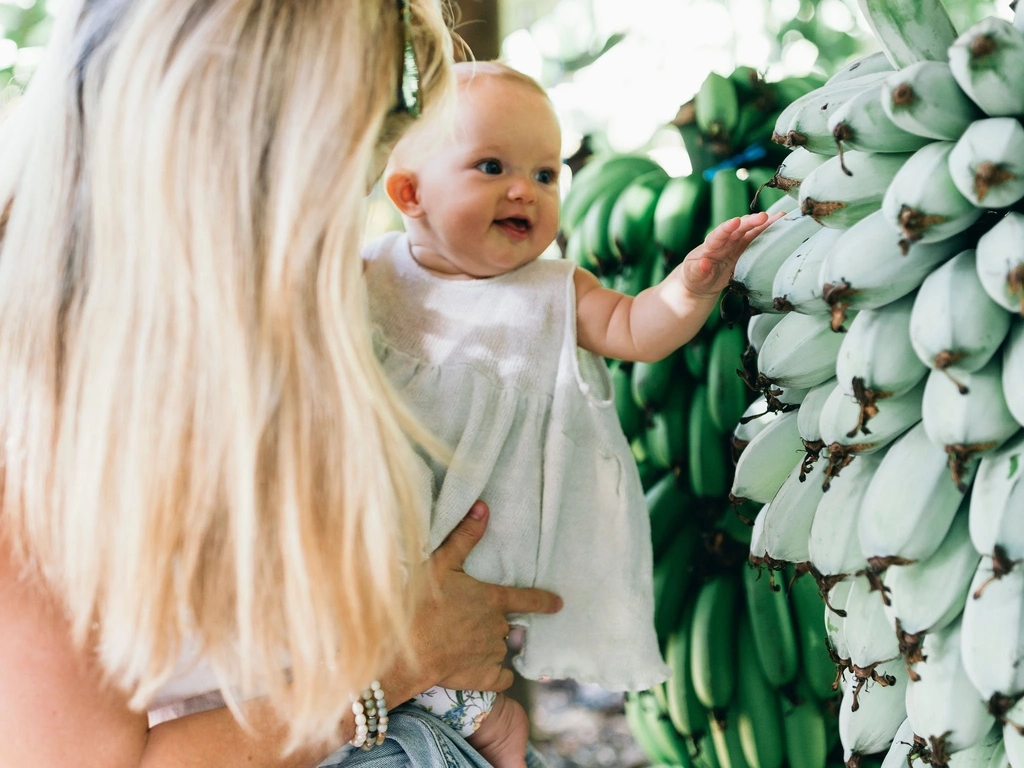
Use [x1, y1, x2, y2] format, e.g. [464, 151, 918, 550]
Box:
[507, 176, 536, 203]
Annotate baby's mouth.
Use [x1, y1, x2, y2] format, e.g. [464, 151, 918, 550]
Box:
[495, 218, 531, 238]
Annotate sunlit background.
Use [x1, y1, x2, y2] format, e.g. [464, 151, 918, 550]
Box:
[0, 0, 1012, 241]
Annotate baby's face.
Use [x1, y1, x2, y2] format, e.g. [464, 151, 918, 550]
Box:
[411, 77, 562, 277]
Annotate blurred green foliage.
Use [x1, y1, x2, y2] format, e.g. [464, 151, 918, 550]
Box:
[0, 0, 51, 90]
[0, 0, 1014, 90]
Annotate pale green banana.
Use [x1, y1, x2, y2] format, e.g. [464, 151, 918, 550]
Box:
[949, 17, 1024, 118]
[798, 150, 910, 229]
[828, 83, 931, 155]
[855, 0, 957, 69]
[949, 117, 1024, 208]
[771, 227, 844, 314]
[880, 61, 982, 141]
[909, 249, 1011, 376]
[880, 141, 982, 248]
[976, 212, 1024, 314]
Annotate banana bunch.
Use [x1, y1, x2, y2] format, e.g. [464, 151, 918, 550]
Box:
[559, 67, 852, 768]
[713, 2, 1024, 768]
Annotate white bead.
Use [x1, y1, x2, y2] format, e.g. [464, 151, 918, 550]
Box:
[378, 723, 388, 734]
[355, 713, 366, 726]
[374, 689, 385, 701]
[378, 706, 388, 717]
[379, 716, 389, 725]
[356, 724, 368, 735]
[370, 681, 381, 691]
[352, 701, 364, 714]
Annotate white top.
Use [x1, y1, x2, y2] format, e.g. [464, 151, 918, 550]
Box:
[364, 232, 668, 690]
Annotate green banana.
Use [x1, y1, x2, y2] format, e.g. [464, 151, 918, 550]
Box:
[948, 17, 1024, 118]
[696, 72, 740, 142]
[789, 570, 842, 702]
[708, 703, 752, 768]
[824, 51, 894, 86]
[798, 150, 910, 229]
[612, 362, 645, 441]
[654, 521, 700, 644]
[772, 73, 890, 153]
[653, 679, 670, 713]
[684, 335, 708, 378]
[736, 616, 785, 768]
[827, 83, 931, 155]
[638, 461, 667, 494]
[633, 353, 679, 412]
[563, 227, 600, 274]
[688, 384, 728, 498]
[733, 104, 776, 152]
[880, 141, 982, 248]
[626, 692, 678, 765]
[647, 383, 688, 470]
[710, 169, 751, 226]
[855, 0, 957, 69]
[730, 65, 761, 98]
[647, 471, 689, 561]
[654, 174, 710, 263]
[780, 684, 829, 768]
[561, 154, 663, 237]
[691, 574, 740, 710]
[579, 190, 624, 274]
[667, 598, 709, 738]
[742, 563, 798, 688]
[608, 168, 672, 265]
[707, 324, 749, 434]
[614, 249, 657, 297]
[880, 61, 983, 142]
[693, 730, 723, 768]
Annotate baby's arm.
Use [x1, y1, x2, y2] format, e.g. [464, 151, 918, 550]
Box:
[575, 212, 779, 363]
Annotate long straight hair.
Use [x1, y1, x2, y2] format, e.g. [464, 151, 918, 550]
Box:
[0, 0, 453, 748]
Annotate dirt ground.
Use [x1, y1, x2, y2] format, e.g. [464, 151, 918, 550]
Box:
[527, 680, 647, 768]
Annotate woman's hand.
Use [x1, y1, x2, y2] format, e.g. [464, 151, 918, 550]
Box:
[403, 501, 563, 693]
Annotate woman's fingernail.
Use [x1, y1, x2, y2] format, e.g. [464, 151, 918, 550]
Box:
[469, 502, 487, 520]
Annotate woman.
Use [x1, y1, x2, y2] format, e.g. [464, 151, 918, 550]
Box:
[0, 0, 561, 765]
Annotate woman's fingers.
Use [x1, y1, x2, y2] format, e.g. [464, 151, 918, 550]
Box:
[432, 501, 490, 572]
[411, 502, 563, 693]
[493, 584, 563, 616]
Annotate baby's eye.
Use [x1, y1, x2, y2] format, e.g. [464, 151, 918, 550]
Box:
[476, 159, 503, 175]
[535, 168, 557, 185]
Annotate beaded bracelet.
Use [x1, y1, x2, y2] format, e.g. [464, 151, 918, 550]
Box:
[349, 680, 389, 750]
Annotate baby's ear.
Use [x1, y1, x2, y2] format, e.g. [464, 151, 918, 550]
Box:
[385, 170, 424, 218]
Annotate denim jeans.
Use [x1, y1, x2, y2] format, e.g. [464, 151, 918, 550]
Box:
[318, 704, 548, 768]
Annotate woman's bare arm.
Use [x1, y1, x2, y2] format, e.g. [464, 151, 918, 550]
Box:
[0, 503, 560, 768]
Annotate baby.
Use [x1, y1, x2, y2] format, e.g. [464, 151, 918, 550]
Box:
[363, 61, 775, 767]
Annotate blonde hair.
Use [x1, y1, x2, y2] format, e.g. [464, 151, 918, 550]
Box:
[387, 59, 551, 176]
[0, 0, 453, 749]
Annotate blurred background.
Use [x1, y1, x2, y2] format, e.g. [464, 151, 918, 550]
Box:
[0, 0, 1012, 766]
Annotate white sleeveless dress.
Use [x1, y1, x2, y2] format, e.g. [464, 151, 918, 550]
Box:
[364, 232, 668, 690]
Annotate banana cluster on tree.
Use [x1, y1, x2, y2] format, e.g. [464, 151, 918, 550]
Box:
[724, 2, 1024, 768]
[559, 68, 852, 768]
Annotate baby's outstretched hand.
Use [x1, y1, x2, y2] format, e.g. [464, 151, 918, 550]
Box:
[682, 211, 782, 298]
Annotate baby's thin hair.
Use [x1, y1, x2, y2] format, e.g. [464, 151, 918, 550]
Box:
[452, 60, 549, 99]
[387, 60, 551, 177]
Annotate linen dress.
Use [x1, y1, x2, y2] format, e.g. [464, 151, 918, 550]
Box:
[364, 232, 669, 732]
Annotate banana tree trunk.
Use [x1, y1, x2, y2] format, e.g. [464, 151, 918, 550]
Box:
[857, 0, 958, 68]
